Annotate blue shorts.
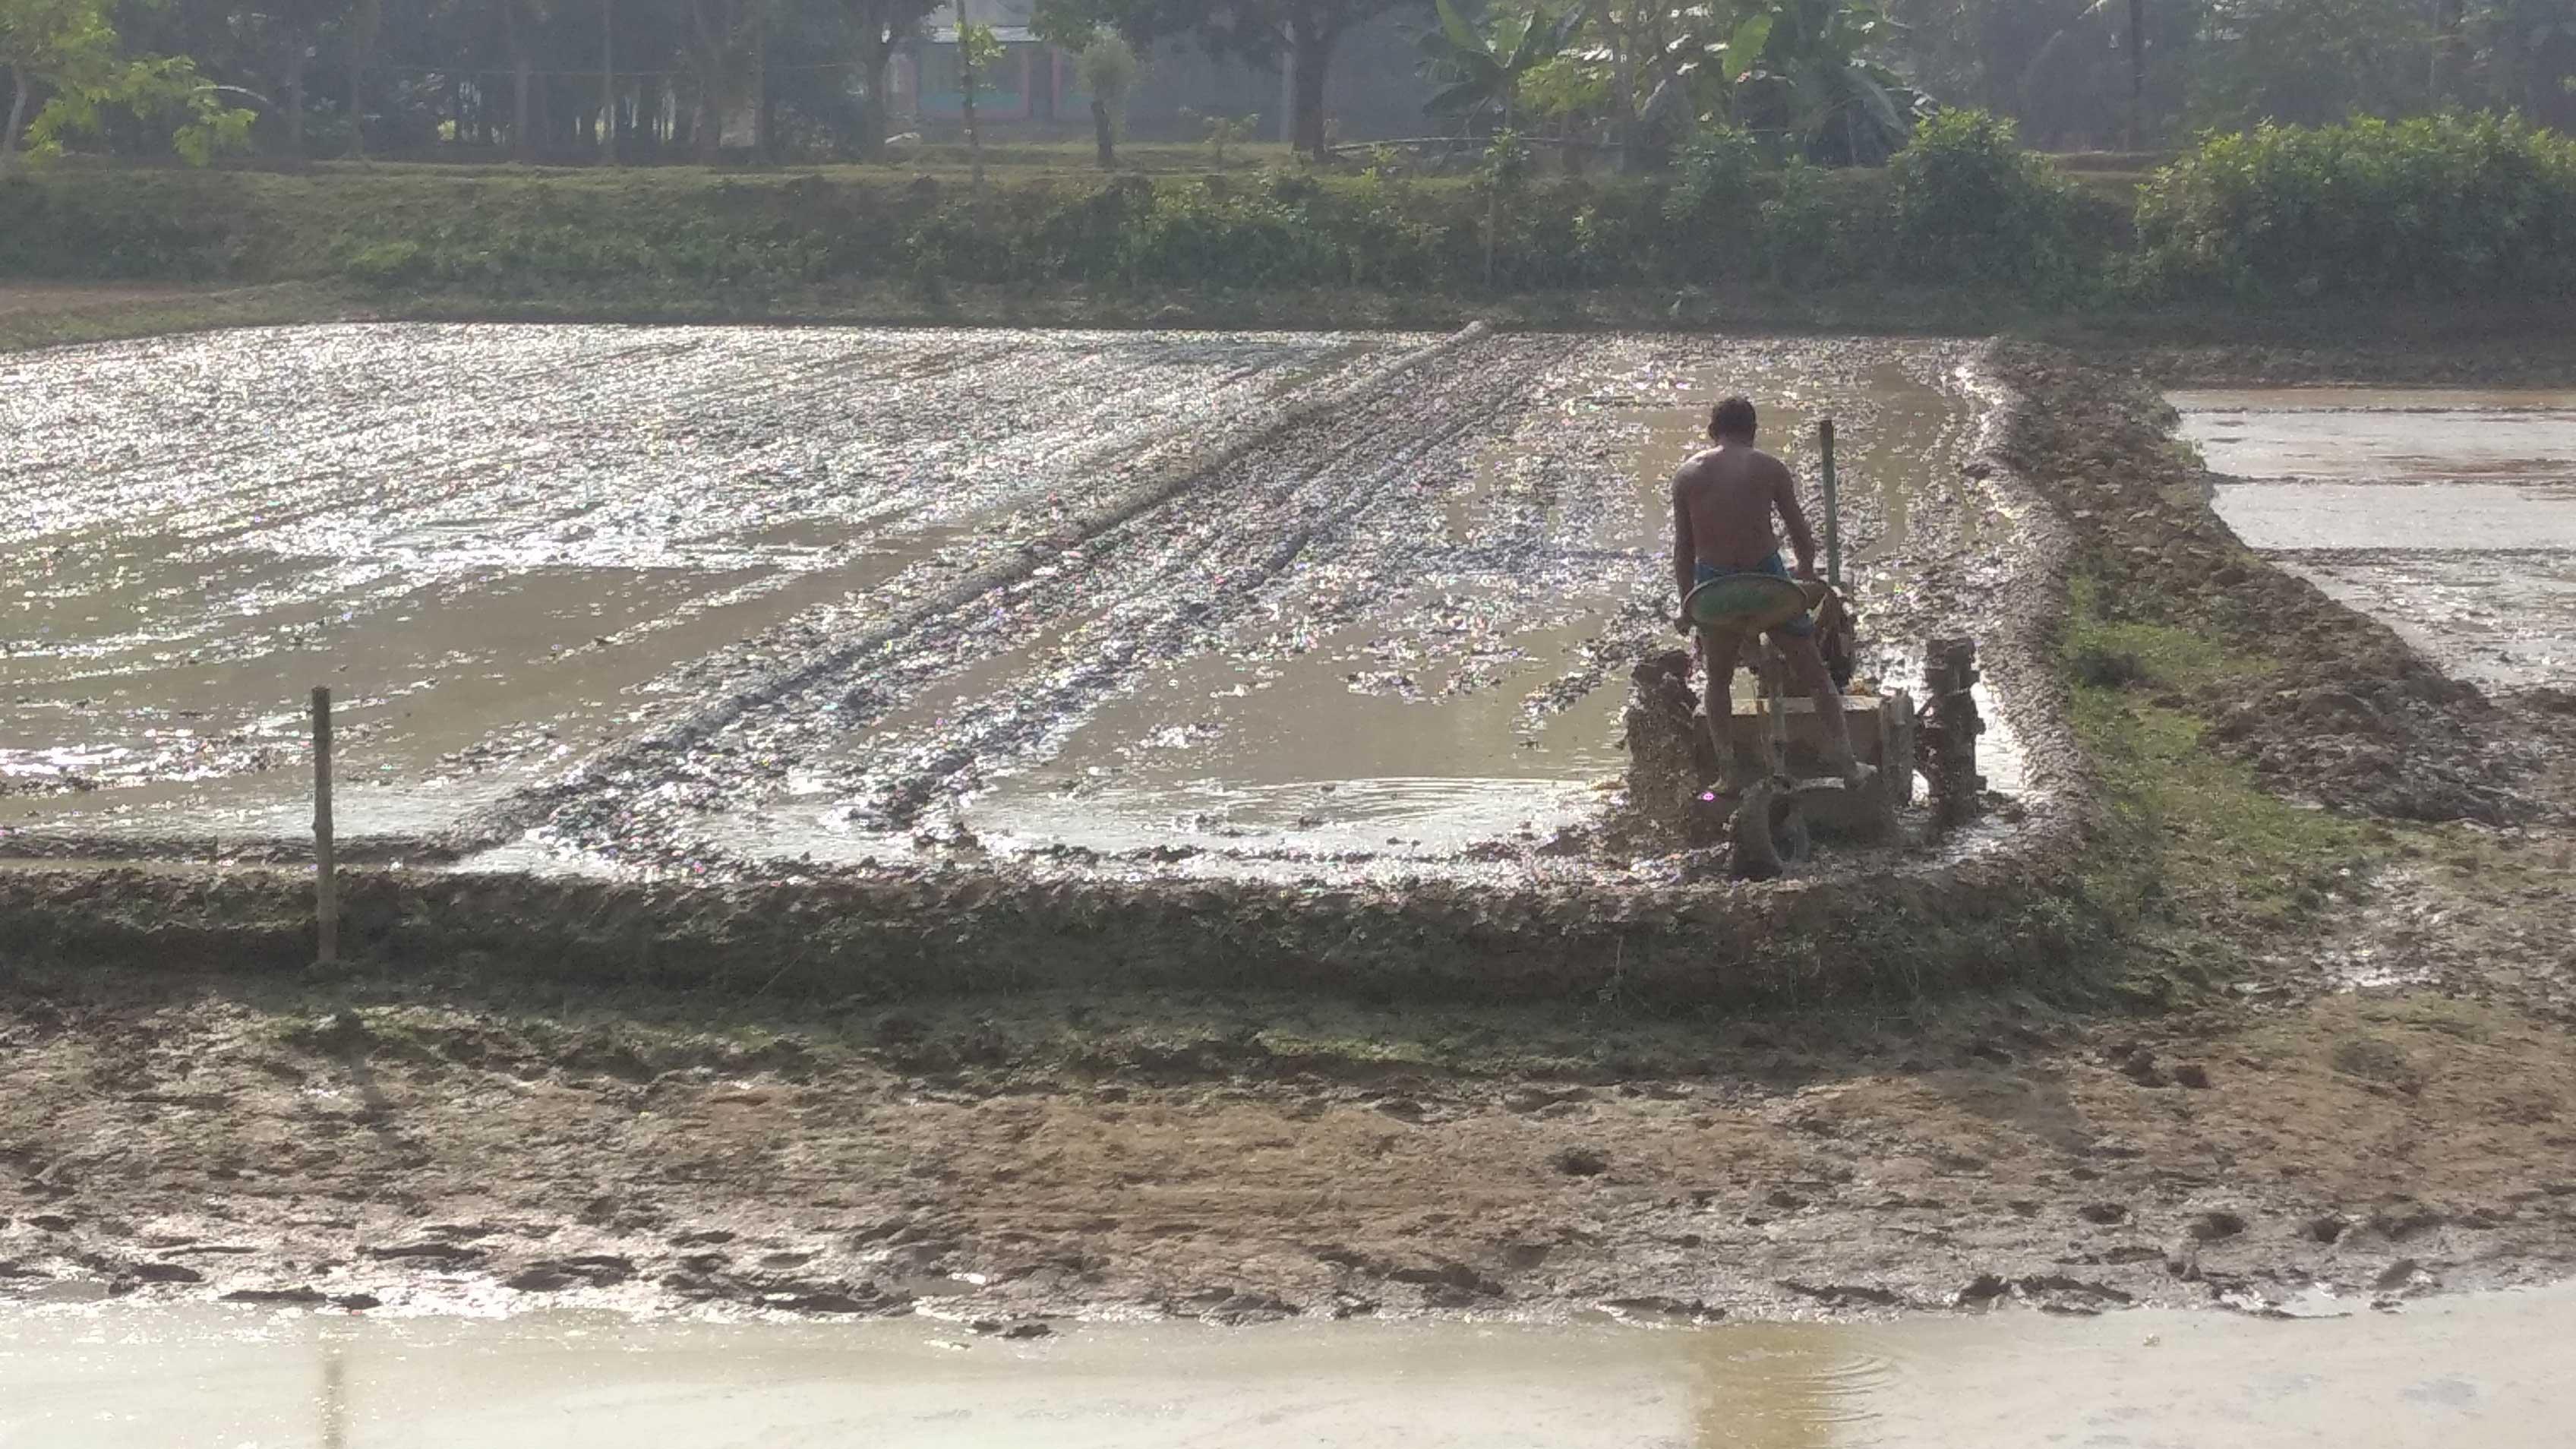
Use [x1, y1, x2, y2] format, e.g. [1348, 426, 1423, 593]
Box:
[1694, 553, 1814, 637]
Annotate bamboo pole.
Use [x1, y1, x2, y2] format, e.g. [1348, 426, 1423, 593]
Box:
[313, 686, 337, 965]
[1819, 417, 1842, 588]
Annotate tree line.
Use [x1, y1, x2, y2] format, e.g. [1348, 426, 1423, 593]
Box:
[4, 0, 2571, 172]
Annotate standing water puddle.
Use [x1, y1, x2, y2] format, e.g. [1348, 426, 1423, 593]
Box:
[2176, 388, 2576, 693]
[6, 1286, 2573, 1447]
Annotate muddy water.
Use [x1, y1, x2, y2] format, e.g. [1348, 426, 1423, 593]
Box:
[690, 339, 1987, 870]
[0, 326, 1403, 843]
[2175, 388, 2576, 693]
[7, 1286, 2572, 1447]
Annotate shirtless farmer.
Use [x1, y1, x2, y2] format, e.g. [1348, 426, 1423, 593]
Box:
[1669, 395, 1862, 783]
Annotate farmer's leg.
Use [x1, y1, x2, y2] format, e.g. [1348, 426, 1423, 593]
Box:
[1697, 624, 1751, 788]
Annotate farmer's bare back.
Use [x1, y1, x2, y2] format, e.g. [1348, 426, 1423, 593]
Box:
[1672, 447, 1805, 570]
[1669, 397, 1820, 592]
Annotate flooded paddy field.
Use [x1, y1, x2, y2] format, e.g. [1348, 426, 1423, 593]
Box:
[653, 335, 1997, 878]
[8, 1285, 2572, 1447]
[0, 325, 1405, 848]
[2176, 388, 2576, 695]
[2, 326, 2022, 880]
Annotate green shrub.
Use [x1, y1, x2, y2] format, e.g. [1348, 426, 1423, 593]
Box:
[904, 202, 1022, 284]
[1888, 109, 2077, 290]
[0, 157, 2098, 300]
[1314, 185, 1443, 288]
[2133, 112, 2576, 300]
[1660, 128, 1768, 281]
[1757, 159, 1842, 284]
[1667, 128, 1765, 222]
[1018, 177, 1154, 280]
[0, 172, 252, 278]
[1122, 182, 1339, 288]
[345, 213, 828, 291]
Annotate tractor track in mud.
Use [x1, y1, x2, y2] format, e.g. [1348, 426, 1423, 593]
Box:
[496, 333, 2040, 882]
[499, 326, 1562, 872]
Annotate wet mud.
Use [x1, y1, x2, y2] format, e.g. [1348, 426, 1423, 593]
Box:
[6, 341, 2576, 1348]
[2177, 387, 2576, 698]
[5, 955, 2574, 1350]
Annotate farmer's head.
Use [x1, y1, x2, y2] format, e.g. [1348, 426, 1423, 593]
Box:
[1709, 396, 1757, 444]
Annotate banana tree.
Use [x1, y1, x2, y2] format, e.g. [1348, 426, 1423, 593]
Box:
[1520, 0, 1796, 168]
[1729, 0, 1924, 163]
[1417, 0, 1586, 132]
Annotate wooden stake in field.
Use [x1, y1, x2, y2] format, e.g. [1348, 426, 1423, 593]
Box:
[1820, 417, 1842, 587]
[313, 686, 337, 965]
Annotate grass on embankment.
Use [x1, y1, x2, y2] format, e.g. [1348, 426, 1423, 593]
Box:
[2063, 570, 2387, 1006]
[0, 282, 357, 354]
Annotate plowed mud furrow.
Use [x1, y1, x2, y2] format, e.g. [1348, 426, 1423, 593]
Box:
[0, 327, 1401, 831]
[520, 333, 1564, 864]
[515, 336, 2000, 875]
[5, 325, 2031, 881]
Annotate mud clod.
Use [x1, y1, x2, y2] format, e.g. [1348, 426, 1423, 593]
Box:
[1178, 1290, 1301, 1324]
[365, 1242, 487, 1264]
[971, 1318, 1055, 1339]
[1549, 1146, 1609, 1178]
[1782, 1281, 1907, 1309]
[2189, 1211, 2250, 1242]
[219, 1286, 327, 1305]
[1387, 1262, 1507, 1299]
[2375, 1258, 2426, 1292]
[2372, 1207, 2448, 1241]
[2114, 1046, 2170, 1088]
[777, 1291, 880, 1315]
[1954, 1274, 2010, 1305]
[1602, 1295, 1725, 1322]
